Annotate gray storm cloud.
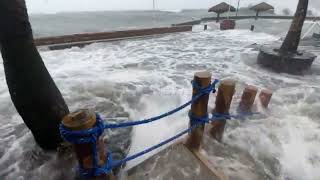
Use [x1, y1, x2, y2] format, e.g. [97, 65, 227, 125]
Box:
[26, 0, 320, 14]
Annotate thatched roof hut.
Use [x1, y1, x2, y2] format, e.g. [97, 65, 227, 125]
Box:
[250, 2, 274, 19]
[209, 2, 236, 22]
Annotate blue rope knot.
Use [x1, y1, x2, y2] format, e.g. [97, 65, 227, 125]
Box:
[188, 111, 209, 125]
[191, 79, 219, 95]
[211, 112, 232, 121]
[59, 113, 104, 144]
[59, 114, 111, 177]
[77, 152, 114, 178]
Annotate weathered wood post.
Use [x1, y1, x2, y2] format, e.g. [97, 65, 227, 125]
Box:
[204, 24, 208, 31]
[250, 25, 255, 31]
[259, 89, 273, 108]
[238, 85, 258, 112]
[62, 109, 115, 180]
[210, 80, 236, 142]
[255, 10, 260, 20]
[185, 71, 211, 151]
[216, 13, 221, 23]
[0, 0, 69, 150]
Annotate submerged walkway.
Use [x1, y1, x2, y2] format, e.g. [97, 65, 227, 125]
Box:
[172, 15, 320, 26]
[126, 143, 225, 180]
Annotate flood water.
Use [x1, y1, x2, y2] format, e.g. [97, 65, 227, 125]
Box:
[0, 10, 320, 180]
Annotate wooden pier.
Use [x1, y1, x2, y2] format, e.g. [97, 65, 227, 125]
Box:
[126, 143, 224, 180]
[62, 71, 273, 180]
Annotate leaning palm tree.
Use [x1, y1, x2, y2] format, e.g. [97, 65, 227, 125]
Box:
[0, 0, 69, 150]
[257, 0, 317, 74]
[280, 0, 309, 52]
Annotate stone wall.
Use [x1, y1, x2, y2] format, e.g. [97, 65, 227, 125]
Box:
[34, 26, 192, 46]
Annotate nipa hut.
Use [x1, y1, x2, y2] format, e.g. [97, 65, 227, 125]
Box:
[250, 2, 274, 20]
[209, 2, 236, 22]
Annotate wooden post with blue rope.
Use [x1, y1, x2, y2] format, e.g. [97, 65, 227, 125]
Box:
[185, 71, 211, 151]
[62, 109, 116, 180]
[210, 80, 236, 142]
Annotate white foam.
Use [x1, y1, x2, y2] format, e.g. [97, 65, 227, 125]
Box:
[0, 28, 319, 179]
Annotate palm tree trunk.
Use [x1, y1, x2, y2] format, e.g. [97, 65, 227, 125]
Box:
[280, 0, 309, 52]
[0, 0, 69, 150]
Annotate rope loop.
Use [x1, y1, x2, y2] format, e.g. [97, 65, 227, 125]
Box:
[191, 79, 219, 95]
[188, 111, 209, 125]
[59, 115, 110, 177]
[59, 114, 105, 145]
[211, 112, 232, 121]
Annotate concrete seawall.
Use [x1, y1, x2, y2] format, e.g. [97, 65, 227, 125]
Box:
[35, 26, 192, 50]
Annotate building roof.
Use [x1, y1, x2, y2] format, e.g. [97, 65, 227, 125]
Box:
[208, 2, 236, 13]
[250, 2, 274, 11]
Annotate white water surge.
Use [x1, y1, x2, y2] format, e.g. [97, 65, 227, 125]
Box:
[0, 28, 320, 180]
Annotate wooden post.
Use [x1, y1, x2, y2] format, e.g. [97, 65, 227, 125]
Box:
[185, 71, 211, 151]
[62, 109, 115, 180]
[250, 25, 255, 31]
[210, 80, 236, 142]
[255, 10, 259, 20]
[238, 85, 258, 112]
[259, 89, 273, 108]
[204, 24, 208, 31]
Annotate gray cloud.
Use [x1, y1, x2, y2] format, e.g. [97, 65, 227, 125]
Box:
[26, 0, 320, 14]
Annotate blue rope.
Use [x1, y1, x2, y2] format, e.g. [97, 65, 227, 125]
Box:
[210, 112, 261, 122]
[109, 121, 203, 169]
[103, 79, 219, 129]
[59, 118, 106, 177]
[59, 79, 220, 178]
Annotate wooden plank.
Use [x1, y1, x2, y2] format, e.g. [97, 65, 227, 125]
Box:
[184, 145, 228, 180]
[126, 143, 223, 180]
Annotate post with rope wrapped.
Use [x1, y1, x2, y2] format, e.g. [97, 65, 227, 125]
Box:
[210, 80, 236, 142]
[61, 109, 116, 180]
[238, 85, 258, 112]
[185, 71, 211, 151]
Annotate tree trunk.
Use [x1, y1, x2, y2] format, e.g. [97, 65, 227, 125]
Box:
[280, 0, 309, 52]
[0, 0, 69, 150]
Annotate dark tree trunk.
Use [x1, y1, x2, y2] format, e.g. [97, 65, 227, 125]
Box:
[0, 0, 69, 150]
[280, 0, 309, 52]
[216, 13, 220, 22]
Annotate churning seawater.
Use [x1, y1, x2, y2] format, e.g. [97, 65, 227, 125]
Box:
[1, 10, 320, 180]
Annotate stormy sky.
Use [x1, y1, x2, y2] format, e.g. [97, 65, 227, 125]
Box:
[26, 0, 320, 14]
